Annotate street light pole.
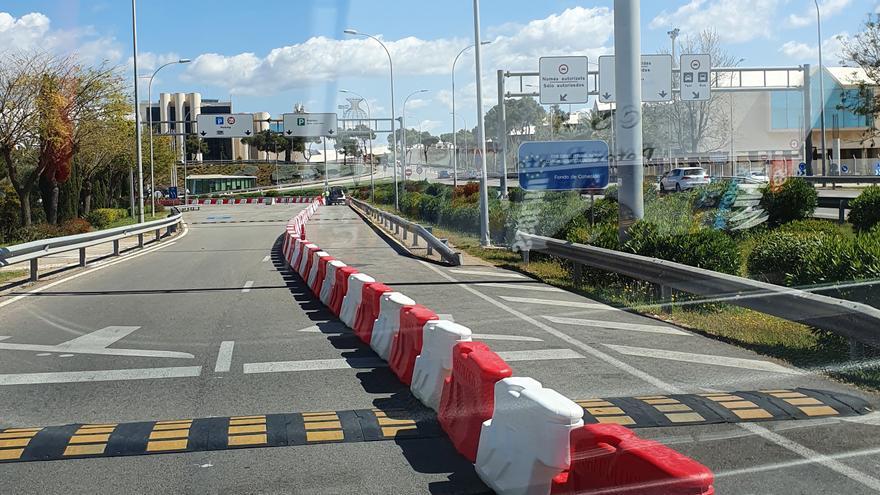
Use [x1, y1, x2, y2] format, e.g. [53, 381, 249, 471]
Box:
[472, 0, 490, 246]
[344, 29, 398, 210]
[130, 0, 145, 223]
[451, 41, 490, 189]
[667, 28, 679, 170]
[815, 0, 828, 177]
[147, 59, 190, 216]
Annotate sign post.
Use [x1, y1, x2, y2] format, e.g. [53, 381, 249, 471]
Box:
[517, 140, 610, 191]
[598, 54, 672, 103]
[680, 54, 711, 102]
[196, 114, 255, 139]
[538, 56, 589, 105]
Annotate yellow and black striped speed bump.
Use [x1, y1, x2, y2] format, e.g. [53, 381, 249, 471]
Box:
[0, 408, 441, 464]
[578, 388, 872, 428]
[0, 389, 870, 463]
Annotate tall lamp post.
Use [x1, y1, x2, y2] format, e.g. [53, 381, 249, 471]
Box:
[472, 0, 491, 246]
[402, 89, 429, 191]
[340, 89, 375, 200]
[130, 0, 145, 223]
[344, 29, 399, 210]
[814, 0, 828, 176]
[146, 59, 190, 216]
[667, 28, 679, 170]
[451, 41, 490, 188]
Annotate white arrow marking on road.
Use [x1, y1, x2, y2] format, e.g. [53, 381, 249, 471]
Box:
[475, 283, 564, 293]
[450, 269, 526, 279]
[262, 255, 271, 263]
[542, 316, 691, 336]
[214, 341, 235, 372]
[0, 326, 194, 359]
[498, 296, 616, 311]
[243, 348, 582, 374]
[603, 344, 803, 375]
[0, 366, 202, 386]
[242, 281, 255, 293]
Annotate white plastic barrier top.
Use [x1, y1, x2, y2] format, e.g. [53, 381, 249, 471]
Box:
[297, 243, 318, 277]
[320, 260, 346, 306]
[410, 320, 473, 411]
[475, 377, 584, 495]
[307, 251, 331, 289]
[370, 292, 416, 360]
[340, 273, 376, 328]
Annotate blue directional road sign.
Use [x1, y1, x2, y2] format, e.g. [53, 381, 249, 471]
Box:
[841, 164, 849, 174]
[875, 163, 880, 176]
[168, 187, 178, 199]
[518, 140, 610, 191]
[797, 162, 807, 176]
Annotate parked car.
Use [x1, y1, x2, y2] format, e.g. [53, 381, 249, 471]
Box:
[327, 186, 346, 205]
[659, 167, 711, 192]
[438, 170, 451, 179]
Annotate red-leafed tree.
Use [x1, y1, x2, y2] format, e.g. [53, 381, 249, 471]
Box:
[37, 72, 75, 224]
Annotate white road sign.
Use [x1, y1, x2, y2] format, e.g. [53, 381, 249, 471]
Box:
[196, 113, 255, 138]
[598, 54, 674, 103]
[538, 56, 589, 105]
[283, 113, 338, 138]
[680, 54, 711, 101]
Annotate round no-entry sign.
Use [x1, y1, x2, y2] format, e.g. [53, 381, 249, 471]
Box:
[558, 64, 569, 75]
[227, 116, 236, 125]
[405, 168, 413, 177]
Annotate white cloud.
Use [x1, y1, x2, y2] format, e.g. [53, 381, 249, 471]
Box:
[0, 11, 123, 66]
[182, 7, 613, 96]
[417, 119, 443, 132]
[779, 32, 850, 62]
[788, 0, 853, 27]
[406, 98, 430, 110]
[650, 0, 782, 43]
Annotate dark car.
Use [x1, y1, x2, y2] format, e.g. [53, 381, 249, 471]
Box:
[328, 186, 346, 205]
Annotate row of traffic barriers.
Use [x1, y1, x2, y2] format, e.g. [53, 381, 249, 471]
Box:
[280, 203, 715, 495]
[184, 196, 320, 205]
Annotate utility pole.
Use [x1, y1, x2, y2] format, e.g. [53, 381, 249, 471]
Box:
[472, 0, 491, 246]
[130, 0, 145, 223]
[615, 0, 645, 241]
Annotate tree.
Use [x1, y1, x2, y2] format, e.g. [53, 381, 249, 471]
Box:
[420, 133, 439, 163]
[483, 97, 546, 141]
[74, 92, 130, 215]
[37, 71, 75, 225]
[185, 135, 209, 161]
[841, 14, 880, 141]
[664, 30, 738, 154]
[334, 134, 361, 167]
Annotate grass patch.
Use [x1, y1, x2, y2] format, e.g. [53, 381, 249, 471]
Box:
[0, 270, 27, 284]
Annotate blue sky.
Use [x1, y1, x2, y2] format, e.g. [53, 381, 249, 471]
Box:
[1, 0, 877, 137]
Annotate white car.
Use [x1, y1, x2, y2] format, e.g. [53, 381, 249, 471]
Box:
[659, 167, 711, 192]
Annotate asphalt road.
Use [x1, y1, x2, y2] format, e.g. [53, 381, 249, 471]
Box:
[0, 202, 879, 494]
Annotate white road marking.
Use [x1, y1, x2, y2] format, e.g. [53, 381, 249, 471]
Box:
[297, 323, 349, 333]
[542, 315, 691, 336]
[604, 344, 803, 375]
[471, 333, 544, 342]
[0, 326, 194, 359]
[498, 295, 614, 310]
[0, 224, 189, 310]
[496, 349, 583, 361]
[0, 366, 202, 386]
[262, 255, 271, 263]
[214, 341, 235, 372]
[475, 283, 564, 292]
[414, 258, 880, 491]
[450, 269, 526, 279]
[241, 281, 254, 293]
[243, 357, 386, 373]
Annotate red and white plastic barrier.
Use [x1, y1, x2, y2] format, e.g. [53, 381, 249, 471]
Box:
[187, 196, 319, 205]
[277, 196, 714, 495]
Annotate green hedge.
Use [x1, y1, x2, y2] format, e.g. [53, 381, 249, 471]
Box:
[759, 178, 817, 226]
[848, 185, 880, 232]
[86, 208, 128, 229]
[623, 221, 741, 274]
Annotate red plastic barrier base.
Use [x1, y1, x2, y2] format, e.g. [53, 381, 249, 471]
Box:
[328, 266, 359, 316]
[550, 424, 715, 495]
[389, 305, 438, 385]
[310, 256, 335, 296]
[352, 282, 393, 344]
[438, 342, 512, 462]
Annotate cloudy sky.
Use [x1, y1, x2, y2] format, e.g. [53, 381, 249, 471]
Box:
[0, 0, 875, 136]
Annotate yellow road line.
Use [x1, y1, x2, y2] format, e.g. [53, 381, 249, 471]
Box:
[306, 430, 343, 442]
[228, 424, 266, 435]
[228, 434, 267, 446]
[147, 439, 188, 452]
[63, 444, 106, 456]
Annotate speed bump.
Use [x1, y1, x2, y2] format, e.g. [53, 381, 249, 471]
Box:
[0, 389, 870, 464]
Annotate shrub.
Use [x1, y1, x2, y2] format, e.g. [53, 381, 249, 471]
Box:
[587, 198, 619, 225]
[624, 222, 741, 275]
[86, 208, 127, 229]
[507, 187, 526, 202]
[566, 222, 620, 250]
[59, 218, 92, 235]
[778, 219, 846, 237]
[759, 177, 817, 226]
[11, 224, 63, 243]
[848, 185, 880, 232]
[746, 230, 849, 286]
[454, 182, 480, 200]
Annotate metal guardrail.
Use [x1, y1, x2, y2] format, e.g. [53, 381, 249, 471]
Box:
[0, 210, 184, 282]
[515, 231, 880, 349]
[349, 198, 462, 266]
[803, 176, 880, 185]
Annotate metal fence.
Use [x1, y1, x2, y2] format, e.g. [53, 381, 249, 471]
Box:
[516, 231, 880, 350]
[349, 198, 461, 266]
[0, 209, 184, 282]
